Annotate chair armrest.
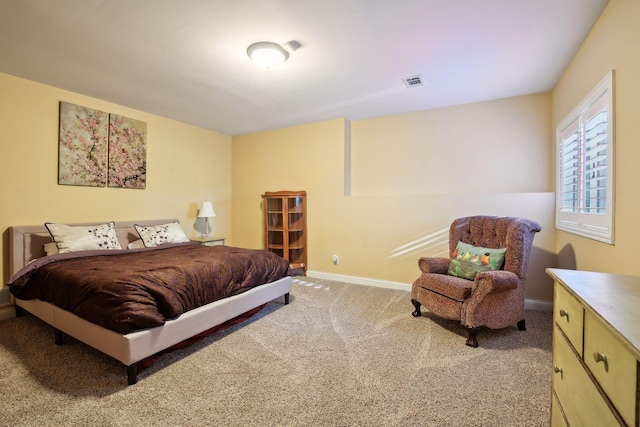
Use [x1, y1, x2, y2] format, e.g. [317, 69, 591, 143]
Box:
[461, 270, 522, 329]
[418, 257, 450, 274]
[472, 270, 520, 294]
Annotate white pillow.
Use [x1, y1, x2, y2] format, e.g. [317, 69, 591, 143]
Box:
[127, 239, 145, 249]
[44, 242, 59, 256]
[134, 221, 190, 247]
[45, 222, 122, 253]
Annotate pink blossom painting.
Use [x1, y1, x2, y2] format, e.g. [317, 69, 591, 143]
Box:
[108, 114, 147, 189]
[58, 102, 108, 187]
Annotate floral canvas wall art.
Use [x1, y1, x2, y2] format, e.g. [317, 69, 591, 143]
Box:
[108, 114, 147, 189]
[58, 102, 108, 187]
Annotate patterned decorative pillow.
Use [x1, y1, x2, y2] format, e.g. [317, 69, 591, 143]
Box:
[45, 222, 122, 253]
[447, 241, 506, 280]
[134, 221, 190, 247]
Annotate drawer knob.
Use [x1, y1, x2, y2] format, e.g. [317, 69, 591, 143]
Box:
[559, 309, 569, 321]
[593, 352, 609, 372]
[553, 366, 563, 379]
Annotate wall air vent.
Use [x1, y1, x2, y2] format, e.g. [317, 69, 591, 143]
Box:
[402, 75, 424, 88]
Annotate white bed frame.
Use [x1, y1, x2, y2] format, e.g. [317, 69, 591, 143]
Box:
[9, 220, 292, 385]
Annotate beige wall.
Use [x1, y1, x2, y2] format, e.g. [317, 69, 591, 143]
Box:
[232, 119, 345, 250]
[552, 0, 640, 274]
[352, 94, 553, 196]
[12, 1, 633, 306]
[0, 72, 232, 286]
[232, 94, 557, 302]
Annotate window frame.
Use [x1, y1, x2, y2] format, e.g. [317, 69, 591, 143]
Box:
[555, 70, 615, 244]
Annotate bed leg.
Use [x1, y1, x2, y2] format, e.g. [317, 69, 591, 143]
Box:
[284, 292, 290, 305]
[126, 364, 138, 385]
[54, 329, 65, 346]
[15, 305, 25, 317]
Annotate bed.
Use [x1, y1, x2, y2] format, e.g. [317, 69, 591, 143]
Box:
[7, 219, 292, 385]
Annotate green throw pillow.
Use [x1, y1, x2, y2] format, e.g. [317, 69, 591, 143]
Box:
[447, 241, 506, 280]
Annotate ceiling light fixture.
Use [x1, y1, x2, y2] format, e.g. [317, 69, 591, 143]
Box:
[247, 41, 300, 69]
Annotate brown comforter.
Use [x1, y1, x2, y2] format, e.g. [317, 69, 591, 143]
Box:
[8, 243, 290, 334]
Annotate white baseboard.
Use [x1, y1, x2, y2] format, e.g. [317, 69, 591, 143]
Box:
[0, 287, 16, 320]
[306, 270, 553, 312]
[0, 286, 11, 305]
[307, 270, 411, 291]
[0, 304, 15, 321]
[0, 272, 553, 322]
[524, 299, 553, 312]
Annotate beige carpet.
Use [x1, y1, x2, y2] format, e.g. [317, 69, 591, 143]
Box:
[0, 277, 552, 426]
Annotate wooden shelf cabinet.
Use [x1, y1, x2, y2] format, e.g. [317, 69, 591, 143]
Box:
[547, 268, 639, 427]
[262, 191, 307, 274]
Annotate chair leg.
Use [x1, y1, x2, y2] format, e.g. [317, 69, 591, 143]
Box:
[465, 327, 481, 347]
[517, 319, 526, 331]
[411, 299, 421, 317]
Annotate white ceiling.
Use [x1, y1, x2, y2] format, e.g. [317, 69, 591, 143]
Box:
[0, 0, 609, 136]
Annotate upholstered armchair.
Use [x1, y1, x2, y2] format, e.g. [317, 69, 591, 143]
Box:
[411, 216, 541, 347]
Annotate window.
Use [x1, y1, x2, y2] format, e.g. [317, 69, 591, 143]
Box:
[556, 71, 615, 244]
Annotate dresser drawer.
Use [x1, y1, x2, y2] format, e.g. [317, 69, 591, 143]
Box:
[552, 329, 619, 426]
[584, 309, 637, 426]
[554, 284, 584, 356]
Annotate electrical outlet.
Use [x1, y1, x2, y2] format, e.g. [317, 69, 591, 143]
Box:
[332, 255, 339, 265]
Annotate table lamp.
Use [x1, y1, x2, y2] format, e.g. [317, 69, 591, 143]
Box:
[197, 201, 216, 238]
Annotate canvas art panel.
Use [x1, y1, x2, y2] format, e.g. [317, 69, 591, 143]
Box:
[108, 114, 147, 189]
[58, 102, 108, 187]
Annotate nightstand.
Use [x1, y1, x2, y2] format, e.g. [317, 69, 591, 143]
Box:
[191, 236, 226, 246]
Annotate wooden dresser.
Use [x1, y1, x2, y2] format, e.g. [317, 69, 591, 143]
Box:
[546, 268, 639, 426]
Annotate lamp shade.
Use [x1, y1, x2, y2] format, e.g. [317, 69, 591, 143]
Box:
[197, 201, 216, 218]
[247, 41, 289, 69]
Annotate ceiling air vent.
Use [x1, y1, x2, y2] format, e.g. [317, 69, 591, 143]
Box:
[403, 75, 424, 88]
